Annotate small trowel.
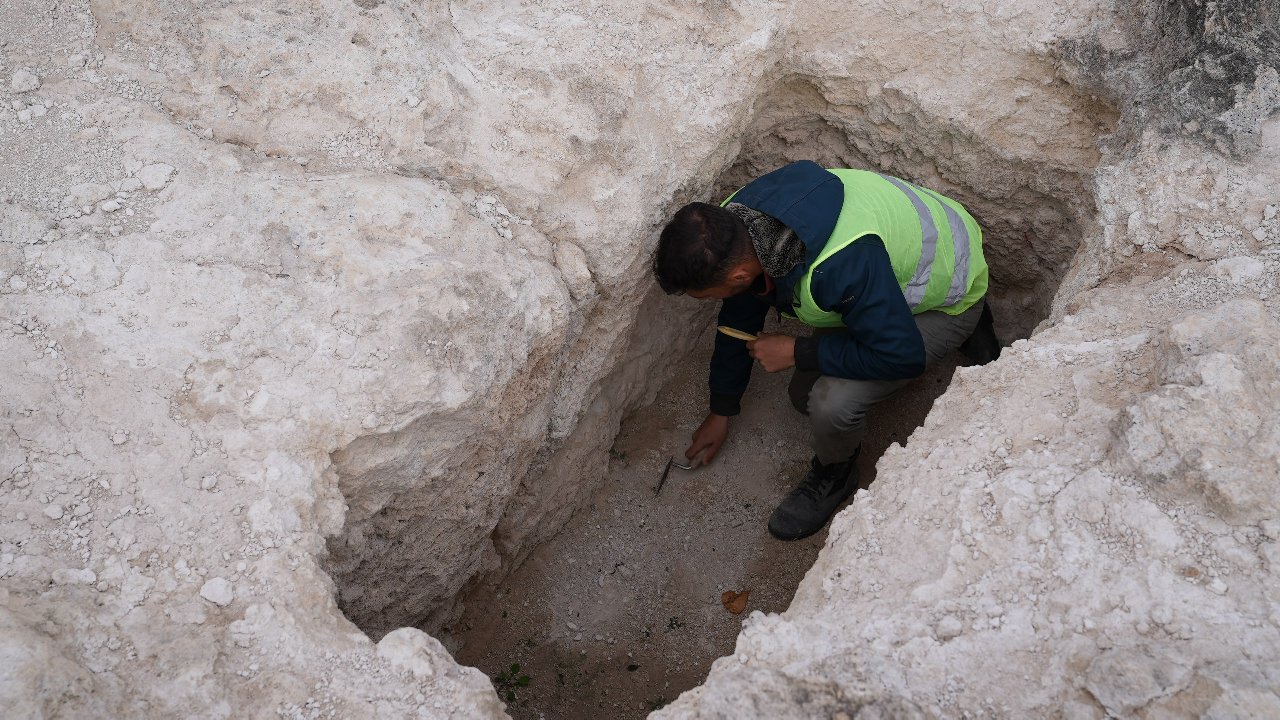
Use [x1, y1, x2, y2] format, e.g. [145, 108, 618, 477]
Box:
[656, 452, 704, 495]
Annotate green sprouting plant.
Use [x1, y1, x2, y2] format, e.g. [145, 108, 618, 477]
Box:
[492, 662, 531, 703]
[647, 696, 668, 711]
[665, 616, 684, 631]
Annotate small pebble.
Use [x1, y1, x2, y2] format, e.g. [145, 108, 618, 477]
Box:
[936, 614, 964, 640]
[137, 163, 174, 190]
[44, 504, 64, 520]
[10, 69, 40, 93]
[1260, 519, 1280, 541]
[52, 568, 96, 584]
[200, 577, 235, 606]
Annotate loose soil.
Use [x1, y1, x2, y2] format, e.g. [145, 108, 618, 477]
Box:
[453, 316, 966, 719]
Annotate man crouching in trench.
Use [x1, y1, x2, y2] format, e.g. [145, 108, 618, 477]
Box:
[652, 160, 999, 540]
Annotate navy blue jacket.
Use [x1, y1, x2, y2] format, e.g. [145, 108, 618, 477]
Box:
[709, 161, 926, 416]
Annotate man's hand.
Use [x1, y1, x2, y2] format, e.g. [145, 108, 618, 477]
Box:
[686, 413, 729, 465]
[746, 333, 796, 372]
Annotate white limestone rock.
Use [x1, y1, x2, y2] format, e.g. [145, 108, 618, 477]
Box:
[51, 569, 97, 585]
[1111, 301, 1280, 524]
[10, 69, 40, 93]
[1212, 255, 1266, 283]
[199, 577, 234, 606]
[67, 183, 114, 208]
[553, 241, 596, 302]
[653, 666, 926, 719]
[1084, 650, 1191, 715]
[376, 628, 447, 679]
[0, 606, 115, 717]
[136, 163, 174, 190]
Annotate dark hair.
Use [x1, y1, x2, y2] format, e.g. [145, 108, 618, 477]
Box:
[652, 202, 751, 294]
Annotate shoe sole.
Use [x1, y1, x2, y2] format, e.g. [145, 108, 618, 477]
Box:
[767, 523, 823, 541]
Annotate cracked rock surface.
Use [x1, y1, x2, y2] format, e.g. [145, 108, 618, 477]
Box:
[2, 0, 1278, 718]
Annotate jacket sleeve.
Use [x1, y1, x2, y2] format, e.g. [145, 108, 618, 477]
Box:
[708, 292, 770, 415]
[793, 235, 926, 380]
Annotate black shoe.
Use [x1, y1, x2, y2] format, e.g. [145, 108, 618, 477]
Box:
[960, 302, 1002, 365]
[768, 453, 859, 541]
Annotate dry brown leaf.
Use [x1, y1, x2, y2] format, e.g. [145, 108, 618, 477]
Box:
[720, 589, 749, 614]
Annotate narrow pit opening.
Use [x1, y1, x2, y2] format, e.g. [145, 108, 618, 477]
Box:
[324, 72, 1114, 717]
[446, 96, 1106, 717]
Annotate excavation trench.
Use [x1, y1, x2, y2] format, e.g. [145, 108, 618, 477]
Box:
[449, 326, 1002, 718]
[323, 74, 1114, 716]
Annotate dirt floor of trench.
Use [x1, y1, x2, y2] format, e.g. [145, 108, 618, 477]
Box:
[453, 315, 969, 719]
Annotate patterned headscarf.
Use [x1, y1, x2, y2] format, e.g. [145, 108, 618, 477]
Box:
[724, 202, 805, 278]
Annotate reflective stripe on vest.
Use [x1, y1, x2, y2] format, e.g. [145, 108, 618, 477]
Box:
[916, 185, 972, 306]
[877, 174, 938, 310]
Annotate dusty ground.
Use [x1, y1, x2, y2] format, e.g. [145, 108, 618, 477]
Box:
[452, 315, 968, 719]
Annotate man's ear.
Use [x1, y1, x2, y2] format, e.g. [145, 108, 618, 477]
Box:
[727, 261, 756, 283]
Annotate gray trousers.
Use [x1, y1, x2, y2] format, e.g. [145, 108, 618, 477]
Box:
[788, 300, 986, 465]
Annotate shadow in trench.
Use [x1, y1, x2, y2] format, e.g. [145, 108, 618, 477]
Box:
[449, 311, 981, 719]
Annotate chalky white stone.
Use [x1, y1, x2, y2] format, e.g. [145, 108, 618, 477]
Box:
[2, 0, 1277, 718]
[199, 577, 235, 606]
[10, 69, 40, 93]
[137, 163, 174, 190]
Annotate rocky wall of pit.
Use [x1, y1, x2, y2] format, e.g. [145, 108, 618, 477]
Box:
[3, 0, 797, 714]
